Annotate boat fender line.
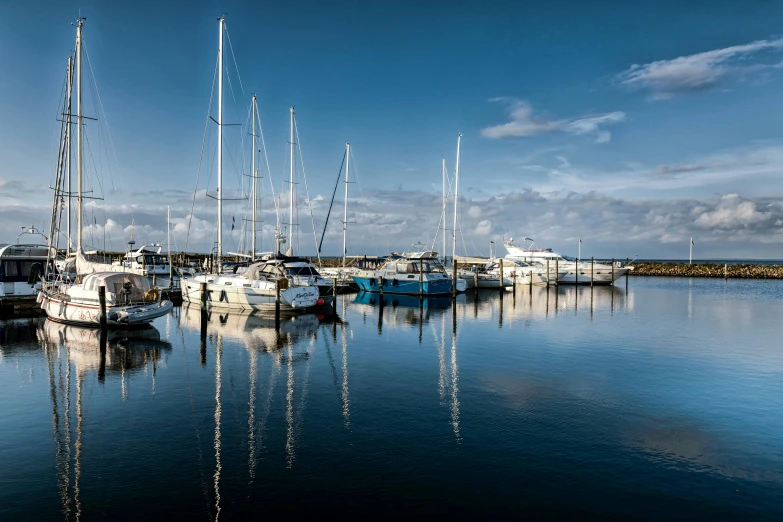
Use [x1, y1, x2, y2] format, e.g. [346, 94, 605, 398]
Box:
[59, 300, 65, 317]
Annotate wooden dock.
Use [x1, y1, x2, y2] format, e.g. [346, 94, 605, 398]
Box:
[0, 296, 45, 319]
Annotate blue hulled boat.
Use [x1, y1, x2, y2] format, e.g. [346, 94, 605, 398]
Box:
[351, 251, 460, 296]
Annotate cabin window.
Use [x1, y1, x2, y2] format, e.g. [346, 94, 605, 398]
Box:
[3, 261, 19, 277]
[396, 263, 407, 273]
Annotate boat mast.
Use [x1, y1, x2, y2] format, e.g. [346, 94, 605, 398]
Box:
[216, 16, 224, 270]
[76, 19, 83, 254]
[451, 133, 462, 263]
[288, 106, 295, 255]
[441, 157, 446, 262]
[167, 205, 172, 282]
[251, 95, 257, 262]
[66, 55, 73, 256]
[342, 141, 350, 267]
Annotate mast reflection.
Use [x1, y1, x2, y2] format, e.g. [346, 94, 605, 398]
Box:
[38, 319, 171, 521]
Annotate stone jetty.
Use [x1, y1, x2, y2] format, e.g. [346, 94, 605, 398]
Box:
[630, 262, 783, 279]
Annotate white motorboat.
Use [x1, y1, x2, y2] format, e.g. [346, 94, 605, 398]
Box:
[503, 237, 632, 285]
[114, 242, 171, 276]
[0, 226, 55, 298]
[484, 258, 566, 286]
[459, 263, 513, 289]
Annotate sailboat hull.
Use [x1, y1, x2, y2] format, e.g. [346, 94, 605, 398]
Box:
[181, 276, 320, 312]
[39, 291, 173, 327]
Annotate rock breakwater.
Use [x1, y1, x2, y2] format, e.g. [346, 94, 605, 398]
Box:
[630, 262, 783, 279]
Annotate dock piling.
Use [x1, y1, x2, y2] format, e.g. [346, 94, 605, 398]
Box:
[499, 259, 504, 291]
[98, 285, 107, 330]
[452, 260, 458, 298]
[547, 260, 550, 288]
[419, 261, 424, 296]
[591, 257, 594, 288]
[611, 258, 615, 286]
[275, 279, 281, 331]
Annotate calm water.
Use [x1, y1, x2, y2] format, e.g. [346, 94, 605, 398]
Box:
[1, 278, 782, 520]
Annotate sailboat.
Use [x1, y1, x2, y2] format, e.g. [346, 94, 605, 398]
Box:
[180, 18, 320, 313]
[38, 18, 173, 326]
[318, 141, 360, 293]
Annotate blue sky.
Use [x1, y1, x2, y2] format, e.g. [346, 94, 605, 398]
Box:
[1, 0, 783, 258]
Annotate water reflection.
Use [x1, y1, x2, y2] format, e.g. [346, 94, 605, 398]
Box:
[3, 278, 783, 519]
[35, 320, 171, 521]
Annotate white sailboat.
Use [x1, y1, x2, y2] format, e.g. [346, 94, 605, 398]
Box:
[39, 18, 172, 326]
[181, 18, 319, 313]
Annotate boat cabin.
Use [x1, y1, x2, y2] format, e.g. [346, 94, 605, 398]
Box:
[81, 272, 151, 303]
[0, 243, 55, 297]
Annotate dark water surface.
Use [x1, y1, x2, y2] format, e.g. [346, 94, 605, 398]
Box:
[1, 277, 782, 520]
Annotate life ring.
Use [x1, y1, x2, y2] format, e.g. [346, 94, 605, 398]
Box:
[145, 288, 160, 303]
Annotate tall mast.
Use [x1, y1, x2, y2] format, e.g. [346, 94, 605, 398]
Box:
[442, 157, 446, 262]
[288, 106, 295, 254]
[76, 19, 83, 253]
[342, 142, 350, 267]
[167, 206, 172, 282]
[216, 16, 224, 270]
[451, 133, 462, 263]
[251, 95, 257, 261]
[66, 56, 73, 256]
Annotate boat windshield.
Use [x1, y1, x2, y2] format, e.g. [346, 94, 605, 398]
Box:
[285, 266, 321, 276]
[560, 255, 577, 262]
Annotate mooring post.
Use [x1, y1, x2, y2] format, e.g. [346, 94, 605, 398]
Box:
[379, 276, 384, 297]
[499, 258, 504, 291]
[452, 260, 458, 298]
[555, 259, 559, 287]
[200, 282, 207, 312]
[591, 257, 594, 288]
[275, 280, 281, 331]
[724, 263, 728, 280]
[419, 261, 424, 296]
[98, 285, 107, 330]
[625, 257, 629, 293]
[546, 259, 550, 288]
[152, 272, 156, 288]
[611, 258, 615, 286]
[332, 277, 338, 316]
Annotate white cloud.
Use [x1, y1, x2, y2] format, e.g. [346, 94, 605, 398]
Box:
[481, 98, 625, 143]
[694, 194, 770, 229]
[468, 206, 482, 218]
[616, 37, 783, 100]
[475, 219, 492, 235]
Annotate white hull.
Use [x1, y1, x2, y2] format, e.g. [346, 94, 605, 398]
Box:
[558, 266, 630, 285]
[39, 291, 173, 326]
[181, 275, 320, 312]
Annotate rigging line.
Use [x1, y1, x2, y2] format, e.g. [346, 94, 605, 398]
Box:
[293, 118, 320, 264]
[185, 52, 219, 253]
[223, 26, 246, 99]
[318, 150, 345, 255]
[83, 43, 124, 205]
[49, 59, 71, 189]
[255, 103, 278, 230]
[346, 150, 381, 257]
